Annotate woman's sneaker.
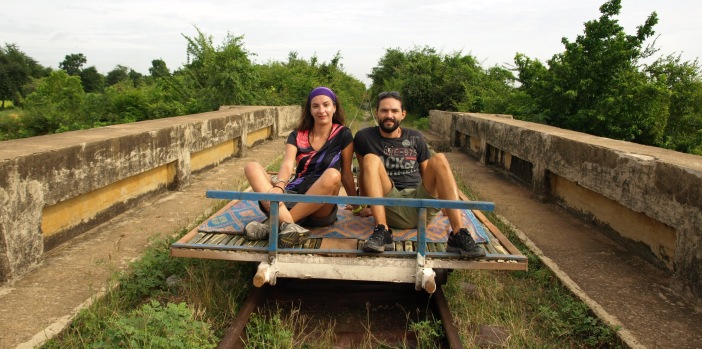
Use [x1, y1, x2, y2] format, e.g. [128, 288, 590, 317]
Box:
[278, 222, 310, 247]
[245, 221, 310, 247]
[363, 224, 394, 252]
[447, 228, 486, 258]
[245, 220, 270, 240]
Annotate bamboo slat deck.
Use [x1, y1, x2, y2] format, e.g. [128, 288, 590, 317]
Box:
[170, 190, 527, 290]
[171, 210, 527, 272]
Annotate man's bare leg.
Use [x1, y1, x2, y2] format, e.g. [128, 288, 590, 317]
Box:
[360, 154, 393, 227]
[421, 153, 466, 232]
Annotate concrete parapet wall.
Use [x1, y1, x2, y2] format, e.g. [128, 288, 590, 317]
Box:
[430, 110, 702, 303]
[0, 105, 300, 282]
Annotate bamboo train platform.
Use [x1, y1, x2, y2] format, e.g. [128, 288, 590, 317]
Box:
[171, 190, 528, 293]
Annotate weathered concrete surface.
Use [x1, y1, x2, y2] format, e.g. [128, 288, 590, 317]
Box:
[430, 111, 702, 304]
[0, 106, 299, 283]
[0, 135, 288, 349]
[440, 143, 702, 349]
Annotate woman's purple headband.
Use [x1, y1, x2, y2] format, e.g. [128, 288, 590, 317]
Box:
[308, 86, 337, 104]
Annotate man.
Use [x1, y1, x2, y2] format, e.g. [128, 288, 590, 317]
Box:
[353, 91, 485, 258]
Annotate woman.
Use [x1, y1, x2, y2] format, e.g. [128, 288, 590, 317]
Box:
[243, 86, 359, 246]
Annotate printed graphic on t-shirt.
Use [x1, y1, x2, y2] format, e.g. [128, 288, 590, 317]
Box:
[383, 138, 419, 177]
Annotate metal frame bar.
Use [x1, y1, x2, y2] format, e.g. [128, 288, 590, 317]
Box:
[206, 190, 495, 211]
[172, 190, 523, 290]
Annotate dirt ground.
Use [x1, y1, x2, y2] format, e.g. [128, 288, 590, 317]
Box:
[1, 129, 701, 348]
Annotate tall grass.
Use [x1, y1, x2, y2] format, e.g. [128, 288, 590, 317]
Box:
[41, 160, 623, 349]
[444, 181, 623, 348]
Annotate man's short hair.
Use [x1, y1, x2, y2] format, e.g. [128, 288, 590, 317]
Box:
[377, 91, 403, 110]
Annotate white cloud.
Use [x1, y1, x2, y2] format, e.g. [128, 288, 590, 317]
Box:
[4, 0, 701, 86]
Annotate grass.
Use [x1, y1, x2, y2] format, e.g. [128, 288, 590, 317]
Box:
[0, 107, 24, 141]
[40, 153, 624, 349]
[443, 181, 623, 348]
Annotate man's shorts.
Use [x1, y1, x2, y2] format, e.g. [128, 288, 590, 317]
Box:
[258, 190, 338, 227]
[384, 182, 440, 229]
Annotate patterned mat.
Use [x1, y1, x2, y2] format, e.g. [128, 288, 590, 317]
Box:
[198, 200, 490, 243]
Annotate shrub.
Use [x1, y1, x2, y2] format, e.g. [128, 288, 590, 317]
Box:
[98, 300, 216, 349]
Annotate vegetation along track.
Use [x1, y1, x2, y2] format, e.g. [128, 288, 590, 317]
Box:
[218, 278, 463, 348]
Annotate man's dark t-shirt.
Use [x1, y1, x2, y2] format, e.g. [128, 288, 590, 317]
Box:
[354, 126, 430, 190]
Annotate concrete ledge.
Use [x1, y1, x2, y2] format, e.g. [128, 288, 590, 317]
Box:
[430, 110, 702, 303]
[0, 105, 300, 282]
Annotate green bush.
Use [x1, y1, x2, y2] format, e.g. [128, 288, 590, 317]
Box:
[98, 300, 216, 349]
[245, 311, 294, 348]
[409, 319, 444, 348]
[0, 111, 24, 140]
[413, 117, 430, 130]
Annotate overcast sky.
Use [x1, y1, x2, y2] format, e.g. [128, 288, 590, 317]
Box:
[4, 0, 700, 86]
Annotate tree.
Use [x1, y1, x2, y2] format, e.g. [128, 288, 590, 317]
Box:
[0, 43, 48, 108]
[149, 59, 170, 78]
[23, 70, 86, 135]
[646, 55, 702, 154]
[368, 46, 508, 117]
[514, 0, 666, 145]
[59, 53, 87, 76]
[180, 27, 258, 111]
[128, 69, 144, 87]
[79, 66, 105, 93]
[106, 65, 129, 86]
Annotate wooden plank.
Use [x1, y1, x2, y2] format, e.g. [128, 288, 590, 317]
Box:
[319, 238, 358, 250]
[178, 226, 203, 244]
[197, 233, 215, 244]
[187, 232, 206, 244]
[170, 248, 267, 262]
[484, 241, 498, 255]
[302, 238, 314, 249]
[209, 233, 227, 245]
[472, 209, 522, 256]
[319, 238, 357, 257]
[220, 235, 234, 245]
[227, 235, 245, 246]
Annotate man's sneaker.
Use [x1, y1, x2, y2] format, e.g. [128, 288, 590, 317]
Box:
[245, 220, 270, 241]
[447, 228, 486, 258]
[363, 224, 394, 252]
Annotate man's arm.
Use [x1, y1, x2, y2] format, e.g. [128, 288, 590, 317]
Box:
[419, 159, 428, 179]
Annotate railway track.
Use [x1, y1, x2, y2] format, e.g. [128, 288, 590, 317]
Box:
[217, 278, 464, 348]
[171, 186, 527, 348]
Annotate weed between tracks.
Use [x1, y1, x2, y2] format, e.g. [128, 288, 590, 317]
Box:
[41, 162, 623, 349]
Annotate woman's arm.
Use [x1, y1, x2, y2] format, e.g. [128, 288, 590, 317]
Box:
[351, 151, 372, 216]
[275, 143, 298, 187]
[340, 142, 356, 197]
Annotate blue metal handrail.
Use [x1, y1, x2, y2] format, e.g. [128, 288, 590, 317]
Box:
[205, 190, 496, 259]
[206, 191, 495, 211]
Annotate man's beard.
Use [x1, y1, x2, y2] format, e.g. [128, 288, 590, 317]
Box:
[379, 118, 401, 133]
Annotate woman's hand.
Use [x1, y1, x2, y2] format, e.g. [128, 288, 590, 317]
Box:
[357, 207, 372, 217]
[346, 204, 371, 217]
[262, 185, 284, 211]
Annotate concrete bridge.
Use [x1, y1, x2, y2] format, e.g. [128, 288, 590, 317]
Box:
[0, 105, 701, 347]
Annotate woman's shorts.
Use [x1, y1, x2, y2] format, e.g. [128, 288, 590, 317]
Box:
[258, 190, 338, 227]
